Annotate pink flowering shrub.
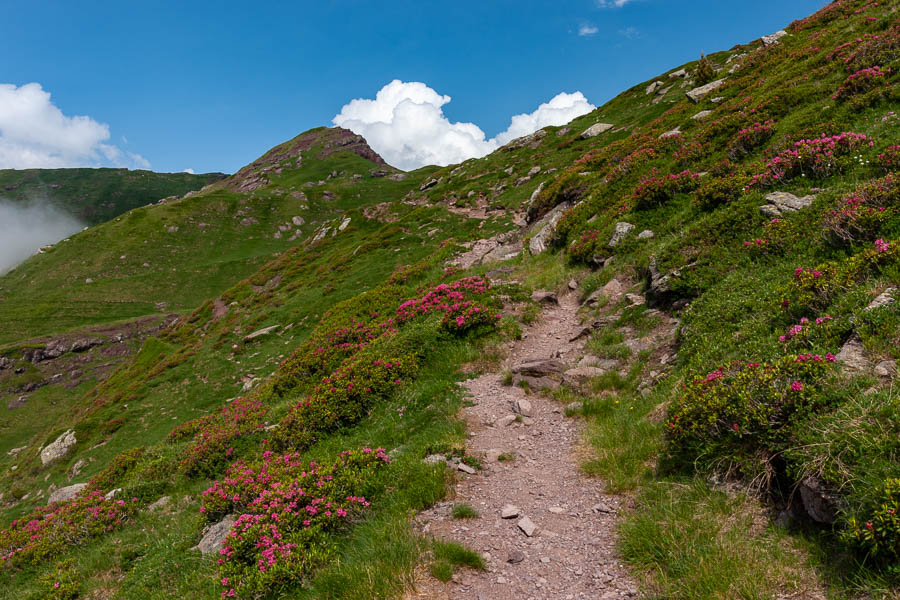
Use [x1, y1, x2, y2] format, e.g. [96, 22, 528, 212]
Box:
[168, 397, 268, 475]
[749, 132, 874, 186]
[833, 66, 890, 100]
[877, 145, 900, 172]
[692, 174, 752, 209]
[827, 24, 900, 71]
[395, 276, 499, 334]
[268, 346, 417, 451]
[783, 238, 900, 312]
[666, 356, 835, 481]
[821, 174, 900, 246]
[567, 230, 605, 263]
[201, 448, 390, 598]
[605, 147, 658, 183]
[0, 491, 137, 568]
[778, 314, 840, 350]
[726, 121, 776, 159]
[843, 477, 900, 564]
[632, 169, 701, 209]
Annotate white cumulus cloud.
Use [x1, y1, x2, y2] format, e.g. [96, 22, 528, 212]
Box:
[183, 168, 195, 174]
[333, 80, 595, 171]
[0, 83, 149, 170]
[578, 24, 599, 36]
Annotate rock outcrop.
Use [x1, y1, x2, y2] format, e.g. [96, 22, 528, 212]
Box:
[41, 430, 76, 465]
[580, 123, 614, 139]
[686, 78, 727, 103]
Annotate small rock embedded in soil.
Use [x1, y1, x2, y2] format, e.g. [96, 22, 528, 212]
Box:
[501, 504, 520, 519]
[507, 549, 525, 564]
[518, 515, 537, 537]
[513, 398, 533, 417]
[458, 462, 476, 474]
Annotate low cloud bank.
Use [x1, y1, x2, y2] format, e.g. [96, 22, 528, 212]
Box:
[0, 198, 84, 274]
[333, 80, 595, 170]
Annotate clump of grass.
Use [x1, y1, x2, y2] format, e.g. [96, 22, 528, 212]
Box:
[520, 303, 540, 325]
[497, 453, 516, 462]
[432, 540, 485, 578]
[450, 503, 480, 519]
[620, 479, 818, 600]
[501, 370, 513, 386]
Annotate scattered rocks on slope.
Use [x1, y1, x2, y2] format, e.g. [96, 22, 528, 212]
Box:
[760, 191, 816, 217]
[645, 81, 664, 95]
[686, 78, 728, 103]
[609, 222, 635, 247]
[580, 123, 614, 139]
[48, 483, 87, 504]
[41, 430, 76, 465]
[195, 515, 236, 556]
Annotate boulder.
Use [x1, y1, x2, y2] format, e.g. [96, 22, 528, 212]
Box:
[195, 515, 236, 556]
[529, 201, 572, 255]
[291, 216, 305, 226]
[761, 30, 787, 46]
[874, 360, 897, 378]
[645, 81, 663, 95]
[41, 430, 76, 465]
[511, 360, 566, 377]
[0, 357, 9, 370]
[866, 288, 896, 311]
[531, 290, 559, 305]
[420, 177, 441, 191]
[481, 241, 522, 264]
[517, 516, 537, 537]
[104, 488, 122, 500]
[580, 123, 614, 139]
[637, 229, 655, 239]
[668, 68, 687, 79]
[609, 222, 635, 247]
[625, 293, 646, 306]
[525, 182, 546, 218]
[760, 192, 815, 217]
[691, 110, 714, 120]
[504, 129, 547, 150]
[70, 338, 102, 353]
[528, 166, 541, 177]
[512, 398, 533, 417]
[513, 375, 560, 391]
[48, 483, 87, 504]
[149, 496, 172, 511]
[501, 504, 520, 519]
[798, 477, 837, 524]
[686, 78, 728, 103]
[577, 356, 621, 371]
[244, 325, 280, 342]
[659, 127, 682, 139]
[836, 335, 870, 372]
[563, 367, 607, 387]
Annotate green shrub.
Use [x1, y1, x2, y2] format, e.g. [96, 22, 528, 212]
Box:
[666, 355, 836, 483]
[695, 53, 716, 86]
[843, 478, 900, 566]
[692, 174, 751, 209]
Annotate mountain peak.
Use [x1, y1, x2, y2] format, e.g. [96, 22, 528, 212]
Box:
[224, 126, 386, 193]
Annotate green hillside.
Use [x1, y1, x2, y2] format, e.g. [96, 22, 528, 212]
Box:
[0, 168, 225, 225]
[1, 1, 900, 598]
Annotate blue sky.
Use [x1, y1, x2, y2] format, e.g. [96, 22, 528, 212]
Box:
[1, 0, 827, 174]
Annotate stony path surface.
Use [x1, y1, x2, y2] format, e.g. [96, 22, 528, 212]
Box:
[410, 292, 639, 600]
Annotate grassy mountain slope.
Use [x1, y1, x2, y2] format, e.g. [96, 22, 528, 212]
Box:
[1, 1, 900, 597]
[0, 168, 224, 225]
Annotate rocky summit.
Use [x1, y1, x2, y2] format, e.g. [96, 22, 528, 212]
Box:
[1, 2, 900, 599]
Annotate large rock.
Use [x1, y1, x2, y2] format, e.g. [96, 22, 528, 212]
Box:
[874, 360, 898, 378]
[582, 279, 624, 307]
[511, 360, 566, 377]
[686, 78, 727, 103]
[836, 335, 870, 372]
[195, 515, 236, 556]
[563, 367, 607, 388]
[531, 290, 559, 305]
[761, 30, 787, 46]
[798, 477, 837, 524]
[645, 81, 663, 95]
[866, 288, 896, 311]
[525, 182, 546, 217]
[41, 430, 76, 465]
[48, 483, 87, 505]
[529, 201, 572, 255]
[512, 375, 560, 391]
[609, 222, 635, 247]
[580, 123, 614, 139]
[760, 192, 815, 217]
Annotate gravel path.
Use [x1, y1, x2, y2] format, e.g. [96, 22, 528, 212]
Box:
[410, 292, 639, 600]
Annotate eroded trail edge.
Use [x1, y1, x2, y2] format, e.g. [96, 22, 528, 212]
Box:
[411, 291, 640, 600]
